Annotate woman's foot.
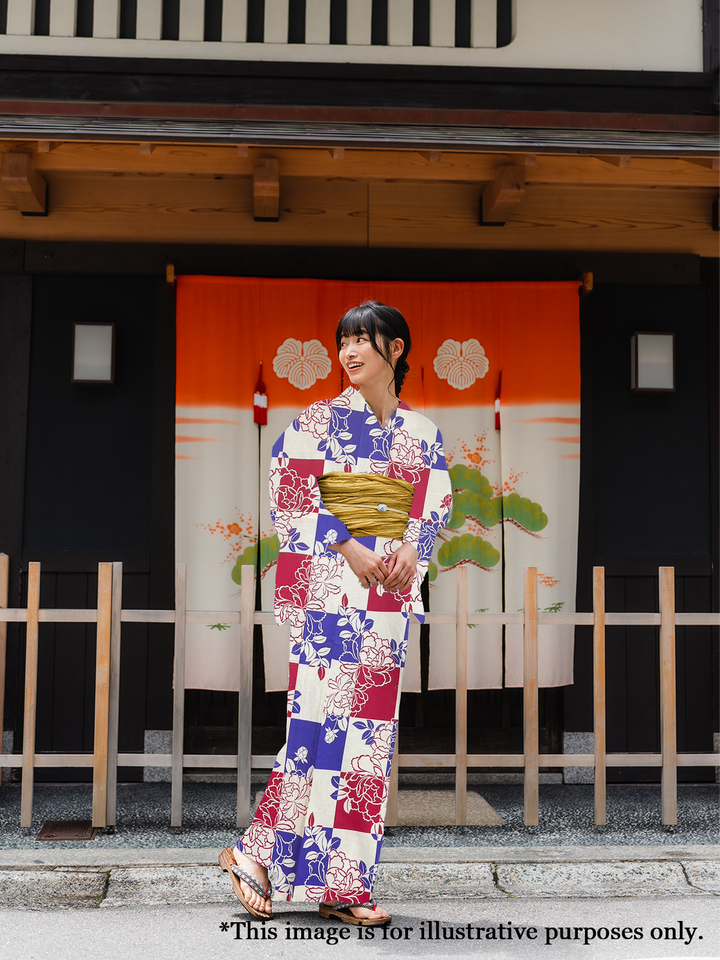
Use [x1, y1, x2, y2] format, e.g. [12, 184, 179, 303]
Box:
[346, 904, 391, 922]
[319, 901, 392, 926]
[232, 848, 271, 916]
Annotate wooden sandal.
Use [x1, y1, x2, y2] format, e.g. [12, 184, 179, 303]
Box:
[318, 902, 391, 926]
[218, 847, 273, 920]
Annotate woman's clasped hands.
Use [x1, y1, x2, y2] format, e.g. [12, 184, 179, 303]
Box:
[331, 538, 418, 594]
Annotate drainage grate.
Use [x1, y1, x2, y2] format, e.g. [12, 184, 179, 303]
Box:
[35, 820, 99, 841]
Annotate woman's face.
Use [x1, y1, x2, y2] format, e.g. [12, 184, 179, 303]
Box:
[338, 328, 403, 391]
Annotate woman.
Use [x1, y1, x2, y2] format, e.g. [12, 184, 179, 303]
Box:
[220, 301, 452, 924]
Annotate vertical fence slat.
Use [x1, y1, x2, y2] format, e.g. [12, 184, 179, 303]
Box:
[20, 562, 40, 831]
[6, 0, 35, 35]
[136, 0, 163, 40]
[387, 0, 413, 45]
[593, 566, 607, 826]
[455, 566, 468, 825]
[305, 0, 330, 43]
[264, 0, 289, 43]
[93, 0, 121, 38]
[237, 564, 254, 828]
[171, 563, 187, 828]
[106, 562, 123, 827]
[430, 0, 455, 47]
[222, 0, 248, 41]
[0, 555, 8, 787]
[659, 566, 678, 825]
[179, 0, 205, 41]
[523, 565, 539, 826]
[49, 0, 78, 37]
[471, 0, 496, 48]
[92, 563, 113, 828]
[346, 0, 372, 45]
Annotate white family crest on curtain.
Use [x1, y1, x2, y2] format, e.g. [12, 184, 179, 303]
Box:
[273, 338, 332, 390]
[433, 339, 489, 389]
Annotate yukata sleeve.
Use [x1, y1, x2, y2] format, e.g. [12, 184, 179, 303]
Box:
[269, 407, 351, 626]
[402, 425, 453, 565]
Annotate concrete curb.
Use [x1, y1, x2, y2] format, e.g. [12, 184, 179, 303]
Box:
[0, 848, 717, 909]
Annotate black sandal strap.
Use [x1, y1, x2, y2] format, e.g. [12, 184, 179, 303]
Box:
[231, 865, 271, 900]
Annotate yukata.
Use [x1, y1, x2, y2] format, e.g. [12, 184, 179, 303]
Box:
[238, 386, 452, 903]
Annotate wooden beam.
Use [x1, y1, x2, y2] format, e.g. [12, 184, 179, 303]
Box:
[18, 141, 720, 188]
[37, 141, 62, 153]
[597, 156, 631, 167]
[523, 565, 539, 827]
[592, 566, 606, 826]
[455, 566, 468, 826]
[254, 158, 280, 222]
[92, 562, 113, 829]
[659, 566, 677, 826]
[0, 152, 47, 214]
[481, 165, 525, 224]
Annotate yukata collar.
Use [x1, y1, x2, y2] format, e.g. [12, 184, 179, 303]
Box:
[342, 386, 401, 430]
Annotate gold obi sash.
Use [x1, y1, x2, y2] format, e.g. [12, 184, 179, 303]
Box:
[317, 472, 415, 539]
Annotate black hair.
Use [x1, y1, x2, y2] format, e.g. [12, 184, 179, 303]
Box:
[335, 301, 411, 397]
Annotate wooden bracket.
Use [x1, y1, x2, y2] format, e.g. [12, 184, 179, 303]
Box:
[579, 271, 594, 297]
[166, 263, 176, 285]
[684, 157, 719, 170]
[37, 140, 62, 153]
[0, 152, 47, 215]
[597, 156, 631, 167]
[254, 158, 280, 222]
[328, 147, 345, 160]
[139, 143, 157, 156]
[418, 150, 442, 163]
[480, 165, 525, 226]
[237, 145, 249, 158]
[524, 154, 537, 166]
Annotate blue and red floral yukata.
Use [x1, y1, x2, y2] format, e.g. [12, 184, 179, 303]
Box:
[238, 387, 452, 903]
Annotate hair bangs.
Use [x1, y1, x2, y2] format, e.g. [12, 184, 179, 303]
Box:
[335, 303, 382, 351]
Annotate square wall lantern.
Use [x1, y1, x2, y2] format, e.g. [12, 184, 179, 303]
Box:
[631, 332, 675, 392]
[72, 323, 115, 384]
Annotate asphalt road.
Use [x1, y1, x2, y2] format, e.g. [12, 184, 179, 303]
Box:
[1, 897, 718, 960]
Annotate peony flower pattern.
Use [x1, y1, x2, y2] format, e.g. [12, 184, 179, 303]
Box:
[238, 386, 452, 904]
[273, 338, 332, 390]
[433, 338, 489, 390]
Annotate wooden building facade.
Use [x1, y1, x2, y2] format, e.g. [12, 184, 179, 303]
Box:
[0, 0, 717, 784]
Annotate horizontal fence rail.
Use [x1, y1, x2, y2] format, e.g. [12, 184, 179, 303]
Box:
[0, 0, 503, 62]
[0, 555, 718, 832]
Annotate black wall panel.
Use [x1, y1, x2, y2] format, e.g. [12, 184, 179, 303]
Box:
[23, 276, 156, 552]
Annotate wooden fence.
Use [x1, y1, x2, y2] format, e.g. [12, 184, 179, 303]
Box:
[0, 555, 718, 832]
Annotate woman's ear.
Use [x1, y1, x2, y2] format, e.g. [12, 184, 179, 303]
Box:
[390, 338, 404, 361]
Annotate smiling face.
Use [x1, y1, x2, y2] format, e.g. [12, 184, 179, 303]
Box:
[338, 328, 403, 392]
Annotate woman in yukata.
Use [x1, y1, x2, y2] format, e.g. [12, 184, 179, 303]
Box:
[220, 301, 452, 925]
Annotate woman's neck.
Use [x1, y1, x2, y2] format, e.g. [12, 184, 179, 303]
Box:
[358, 383, 399, 428]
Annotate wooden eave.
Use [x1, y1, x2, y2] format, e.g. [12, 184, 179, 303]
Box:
[0, 118, 717, 256]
